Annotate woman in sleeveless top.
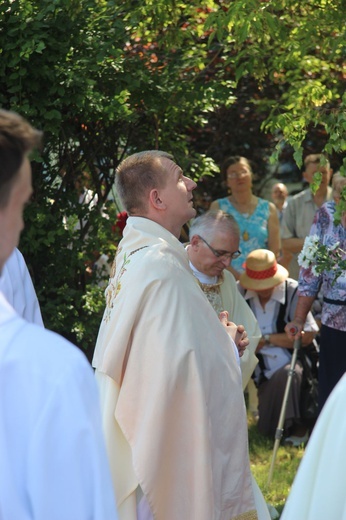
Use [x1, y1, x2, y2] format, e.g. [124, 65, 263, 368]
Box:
[210, 156, 280, 280]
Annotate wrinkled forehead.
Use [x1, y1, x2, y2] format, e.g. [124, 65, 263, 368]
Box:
[157, 156, 182, 178]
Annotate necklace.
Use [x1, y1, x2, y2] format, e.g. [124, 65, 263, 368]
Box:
[241, 212, 250, 240]
[229, 196, 256, 242]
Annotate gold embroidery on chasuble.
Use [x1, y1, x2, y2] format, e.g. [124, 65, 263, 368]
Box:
[104, 246, 147, 322]
[198, 274, 224, 315]
[233, 510, 258, 520]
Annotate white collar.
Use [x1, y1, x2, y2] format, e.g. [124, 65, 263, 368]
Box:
[186, 253, 218, 285]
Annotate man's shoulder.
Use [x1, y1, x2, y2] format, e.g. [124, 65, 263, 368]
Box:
[287, 188, 311, 205]
[121, 240, 189, 279]
[282, 189, 311, 230]
[6, 319, 91, 380]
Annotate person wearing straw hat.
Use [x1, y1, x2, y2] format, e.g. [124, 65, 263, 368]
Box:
[238, 249, 319, 445]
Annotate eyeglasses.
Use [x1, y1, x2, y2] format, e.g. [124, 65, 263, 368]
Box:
[227, 171, 250, 180]
[197, 235, 241, 260]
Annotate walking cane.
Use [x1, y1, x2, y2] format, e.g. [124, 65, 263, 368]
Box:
[267, 337, 302, 486]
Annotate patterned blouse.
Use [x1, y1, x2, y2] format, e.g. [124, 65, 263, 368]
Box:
[298, 201, 346, 331]
[217, 197, 270, 272]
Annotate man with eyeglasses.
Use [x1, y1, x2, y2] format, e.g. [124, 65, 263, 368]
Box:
[187, 210, 261, 390]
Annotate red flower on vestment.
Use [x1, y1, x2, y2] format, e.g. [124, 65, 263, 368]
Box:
[112, 211, 128, 235]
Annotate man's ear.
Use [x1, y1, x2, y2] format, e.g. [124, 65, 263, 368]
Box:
[190, 234, 200, 248]
[148, 189, 167, 210]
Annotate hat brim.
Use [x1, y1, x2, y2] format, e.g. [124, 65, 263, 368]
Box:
[239, 264, 288, 291]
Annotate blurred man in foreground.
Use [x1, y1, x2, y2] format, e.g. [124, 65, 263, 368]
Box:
[0, 109, 117, 520]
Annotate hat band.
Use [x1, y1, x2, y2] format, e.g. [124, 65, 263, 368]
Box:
[245, 263, 278, 280]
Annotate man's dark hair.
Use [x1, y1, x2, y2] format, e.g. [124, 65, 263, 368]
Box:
[0, 109, 42, 208]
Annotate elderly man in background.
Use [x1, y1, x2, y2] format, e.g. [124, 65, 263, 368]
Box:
[93, 150, 262, 520]
[281, 154, 333, 279]
[187, 210, 261, 390]
[186, 211, 273, 518]
[271, 182, 289, 224]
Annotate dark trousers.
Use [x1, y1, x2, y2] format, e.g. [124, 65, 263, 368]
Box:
[318, 325, 346, 412]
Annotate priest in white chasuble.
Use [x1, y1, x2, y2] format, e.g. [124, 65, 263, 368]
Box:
[93, 151, 259, 520]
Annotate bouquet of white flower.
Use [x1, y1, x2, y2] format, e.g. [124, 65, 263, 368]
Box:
[298, 234, 346, 284]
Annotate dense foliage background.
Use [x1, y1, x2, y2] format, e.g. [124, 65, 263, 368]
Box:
[1, 0, 345, 359]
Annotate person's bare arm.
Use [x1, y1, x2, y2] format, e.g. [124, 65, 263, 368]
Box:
[256, 330, 316, 353]
[267, 202, 281, 258]
[282, 237, 305, 255]
[278, 247, 293, 269]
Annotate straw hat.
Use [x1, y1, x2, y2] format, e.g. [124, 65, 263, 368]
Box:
[239, 249, 288, 290]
